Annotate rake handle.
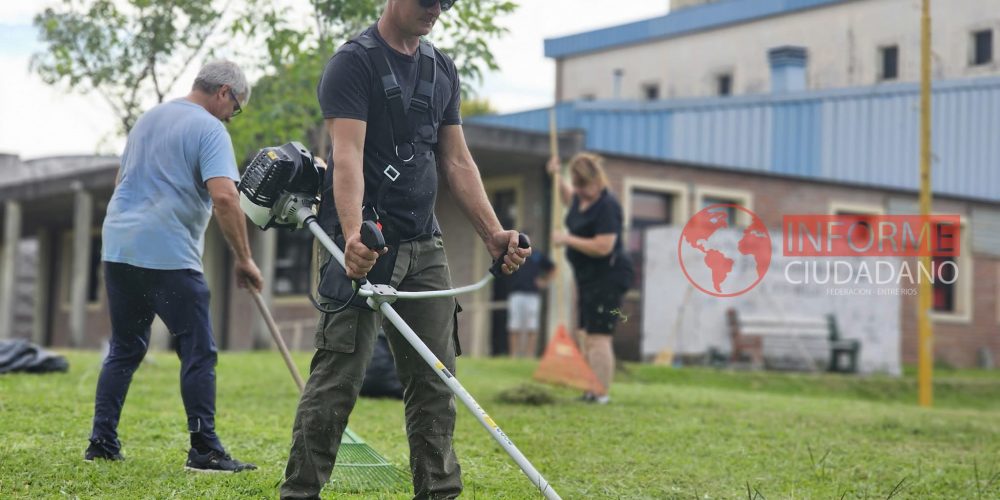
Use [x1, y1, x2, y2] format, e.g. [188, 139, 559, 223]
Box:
[250, 289, 305, 393]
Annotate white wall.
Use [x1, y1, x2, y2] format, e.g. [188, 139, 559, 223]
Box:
[641, 226, 902, 374]
[558, 0, 1000, 100]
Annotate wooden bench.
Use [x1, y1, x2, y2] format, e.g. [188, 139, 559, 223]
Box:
[727, 309, 861, 373]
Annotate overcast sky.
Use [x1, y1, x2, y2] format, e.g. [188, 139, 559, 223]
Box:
[0, 1, 668, 159]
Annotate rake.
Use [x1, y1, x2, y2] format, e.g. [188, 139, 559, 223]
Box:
[249, 289, 410, 493]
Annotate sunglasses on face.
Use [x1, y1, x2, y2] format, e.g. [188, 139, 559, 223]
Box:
[228, 89, 242, 117]
[418, 0, 455, 11]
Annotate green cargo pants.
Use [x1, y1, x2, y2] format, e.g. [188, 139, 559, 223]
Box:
[281, 236, 462, 500]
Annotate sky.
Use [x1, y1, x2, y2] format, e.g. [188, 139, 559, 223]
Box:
[0, 1, 669, 159]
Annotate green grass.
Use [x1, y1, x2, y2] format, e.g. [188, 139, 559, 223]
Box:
[2, 351, 1000, 499]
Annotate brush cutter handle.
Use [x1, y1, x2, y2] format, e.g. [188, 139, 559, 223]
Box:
[360, 220, 386, 251]
[489, 233, 532, 277]
[299, 208, 526, 300]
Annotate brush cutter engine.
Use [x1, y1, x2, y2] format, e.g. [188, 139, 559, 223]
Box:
[238, 142, 323, 230]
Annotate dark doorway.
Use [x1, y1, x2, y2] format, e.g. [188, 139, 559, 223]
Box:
[488, 188, 518, 356]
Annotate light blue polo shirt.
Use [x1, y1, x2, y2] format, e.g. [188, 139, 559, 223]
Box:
[102, 98, 239, 272]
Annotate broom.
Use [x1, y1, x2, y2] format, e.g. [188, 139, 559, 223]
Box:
[249, 289, 410, 493]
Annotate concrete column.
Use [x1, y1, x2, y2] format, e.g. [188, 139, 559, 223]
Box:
[0, 200, 22, 339]
[202, 220, 228, 348]
[70, 186, 93, 347]
[33, 227, 51, 345]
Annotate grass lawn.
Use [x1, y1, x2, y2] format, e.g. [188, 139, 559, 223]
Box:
[2, 351, 1000, 499]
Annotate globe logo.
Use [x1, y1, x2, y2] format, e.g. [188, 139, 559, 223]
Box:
[678, 204, 772, 297]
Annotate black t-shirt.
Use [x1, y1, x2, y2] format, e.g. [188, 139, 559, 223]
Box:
[565, 189, 624, 285]
[507, 251, 555, 293]
[317, 23, 462, 241]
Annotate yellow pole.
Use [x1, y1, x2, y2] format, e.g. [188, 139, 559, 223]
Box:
[917, 0, 934, 407]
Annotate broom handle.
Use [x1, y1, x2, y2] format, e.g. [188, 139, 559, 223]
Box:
[303, 215, 562, 500]
[250, 289, 305, 393]
[548, 107, 568, 333]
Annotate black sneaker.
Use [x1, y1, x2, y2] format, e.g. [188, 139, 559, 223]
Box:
[84, 443, 124, 462]
[184, 449, 257, 473]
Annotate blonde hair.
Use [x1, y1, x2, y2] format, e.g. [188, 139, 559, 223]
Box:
[567, 152, 609, 189]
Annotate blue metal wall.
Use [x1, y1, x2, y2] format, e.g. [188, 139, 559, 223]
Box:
[544, 0, 848, 59]
[470, 77, 1000, 201]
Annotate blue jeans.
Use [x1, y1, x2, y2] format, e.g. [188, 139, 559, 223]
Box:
[89, 262, 224, 454]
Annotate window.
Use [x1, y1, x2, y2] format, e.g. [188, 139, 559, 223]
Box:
[696, 187, 754, 227]
[627, 191, 674, 290]
[642, 83, 660, 101]
[717, 73, 733, 96]
[702, 197, 739, 227]
[630, 190, 675, 250]
[624, 179, 688, 293]
[972, 29, 993, 66]
[830, 202, 885, 257]
[836, 211, 878, 251]
[932, 254, 958, 312]
[929, 217, 972, 323]
[879, 45, 899, 81]
[273, 229, 314, 297]
[612, 68, 624, 99]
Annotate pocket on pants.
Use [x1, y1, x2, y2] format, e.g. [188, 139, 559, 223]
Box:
[314, 307, 361, 353]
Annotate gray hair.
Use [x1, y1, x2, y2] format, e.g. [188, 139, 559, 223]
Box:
[193, 60, 251, 105]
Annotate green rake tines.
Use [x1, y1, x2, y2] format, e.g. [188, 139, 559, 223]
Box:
[250, 290, 410, 493]
[329, 427, 411, 493]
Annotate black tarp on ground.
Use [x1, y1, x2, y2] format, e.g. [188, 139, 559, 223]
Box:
[0, 339, 69, 374]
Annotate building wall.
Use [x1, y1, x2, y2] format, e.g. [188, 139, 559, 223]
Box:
[557, 0, 1000, 101]
[599, 154, 999, 366]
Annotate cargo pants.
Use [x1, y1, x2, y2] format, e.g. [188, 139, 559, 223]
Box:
[281, 236, 462, 500]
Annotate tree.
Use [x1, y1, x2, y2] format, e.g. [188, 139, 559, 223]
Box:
[461, 98, 496, 119]
[32, 0, 518, 157]
[32, 0, 230, 133]
[227, 0, 517, 161]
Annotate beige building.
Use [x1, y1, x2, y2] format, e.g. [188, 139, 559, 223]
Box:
[553, 0, 1000, 101]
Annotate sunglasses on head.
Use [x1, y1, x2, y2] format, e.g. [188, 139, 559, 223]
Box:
[418, 0, 455, 11]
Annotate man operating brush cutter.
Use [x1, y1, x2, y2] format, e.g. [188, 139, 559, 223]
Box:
[244, 1, 561, 499]
[240, 141, 561, 499]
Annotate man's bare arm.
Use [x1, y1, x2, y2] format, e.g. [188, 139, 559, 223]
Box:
[327, 117, 384, 278]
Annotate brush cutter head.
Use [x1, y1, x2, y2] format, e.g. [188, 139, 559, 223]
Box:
[238, 142, 323, 230]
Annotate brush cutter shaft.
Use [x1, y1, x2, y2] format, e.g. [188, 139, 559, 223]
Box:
[378, 302, 561, 500]
[299, 209, 561, 500]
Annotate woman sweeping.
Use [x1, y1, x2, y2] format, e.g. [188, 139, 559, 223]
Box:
[548, 153, 633, 404]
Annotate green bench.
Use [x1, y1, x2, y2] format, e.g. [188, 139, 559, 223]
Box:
[727, 309, 861, 373]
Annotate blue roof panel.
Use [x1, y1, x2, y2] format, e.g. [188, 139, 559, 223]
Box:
[470, 77, 1000, 202]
